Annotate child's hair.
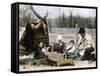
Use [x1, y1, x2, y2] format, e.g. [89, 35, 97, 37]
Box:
[69, 40, 74, 44]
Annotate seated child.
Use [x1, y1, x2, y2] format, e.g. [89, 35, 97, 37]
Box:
[66, 40, 80, 60]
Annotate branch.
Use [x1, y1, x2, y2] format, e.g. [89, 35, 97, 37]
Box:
[30, 5, 42, 19]
[30, 5, 48, 25]
[44, 10, 49, 20]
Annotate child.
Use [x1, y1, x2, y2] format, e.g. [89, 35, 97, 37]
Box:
[66, 40, 80, 60]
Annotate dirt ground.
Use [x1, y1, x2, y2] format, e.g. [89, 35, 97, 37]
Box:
[19, 60, 96, 71]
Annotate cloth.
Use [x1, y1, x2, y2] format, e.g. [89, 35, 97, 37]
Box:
[42, 48, 49, 56]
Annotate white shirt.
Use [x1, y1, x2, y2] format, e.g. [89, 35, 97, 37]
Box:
[77, 33, 95, 49]
[66, 45, 76, 53]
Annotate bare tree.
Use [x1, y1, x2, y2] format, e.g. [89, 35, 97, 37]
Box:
[69, 8, 74, 28]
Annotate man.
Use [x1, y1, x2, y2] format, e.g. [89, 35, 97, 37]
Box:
[76, 28, 95, 61]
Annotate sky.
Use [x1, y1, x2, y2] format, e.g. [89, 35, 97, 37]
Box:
[19, 4, 96, 19]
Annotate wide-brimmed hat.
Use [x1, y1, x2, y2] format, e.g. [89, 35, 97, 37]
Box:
[78, 28, 85, 34]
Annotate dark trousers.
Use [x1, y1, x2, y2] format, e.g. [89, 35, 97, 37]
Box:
[81, 47, 94, 61]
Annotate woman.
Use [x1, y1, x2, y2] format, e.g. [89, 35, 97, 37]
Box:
[53, 35, 66, 53]
[76, 28, 95, 61]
